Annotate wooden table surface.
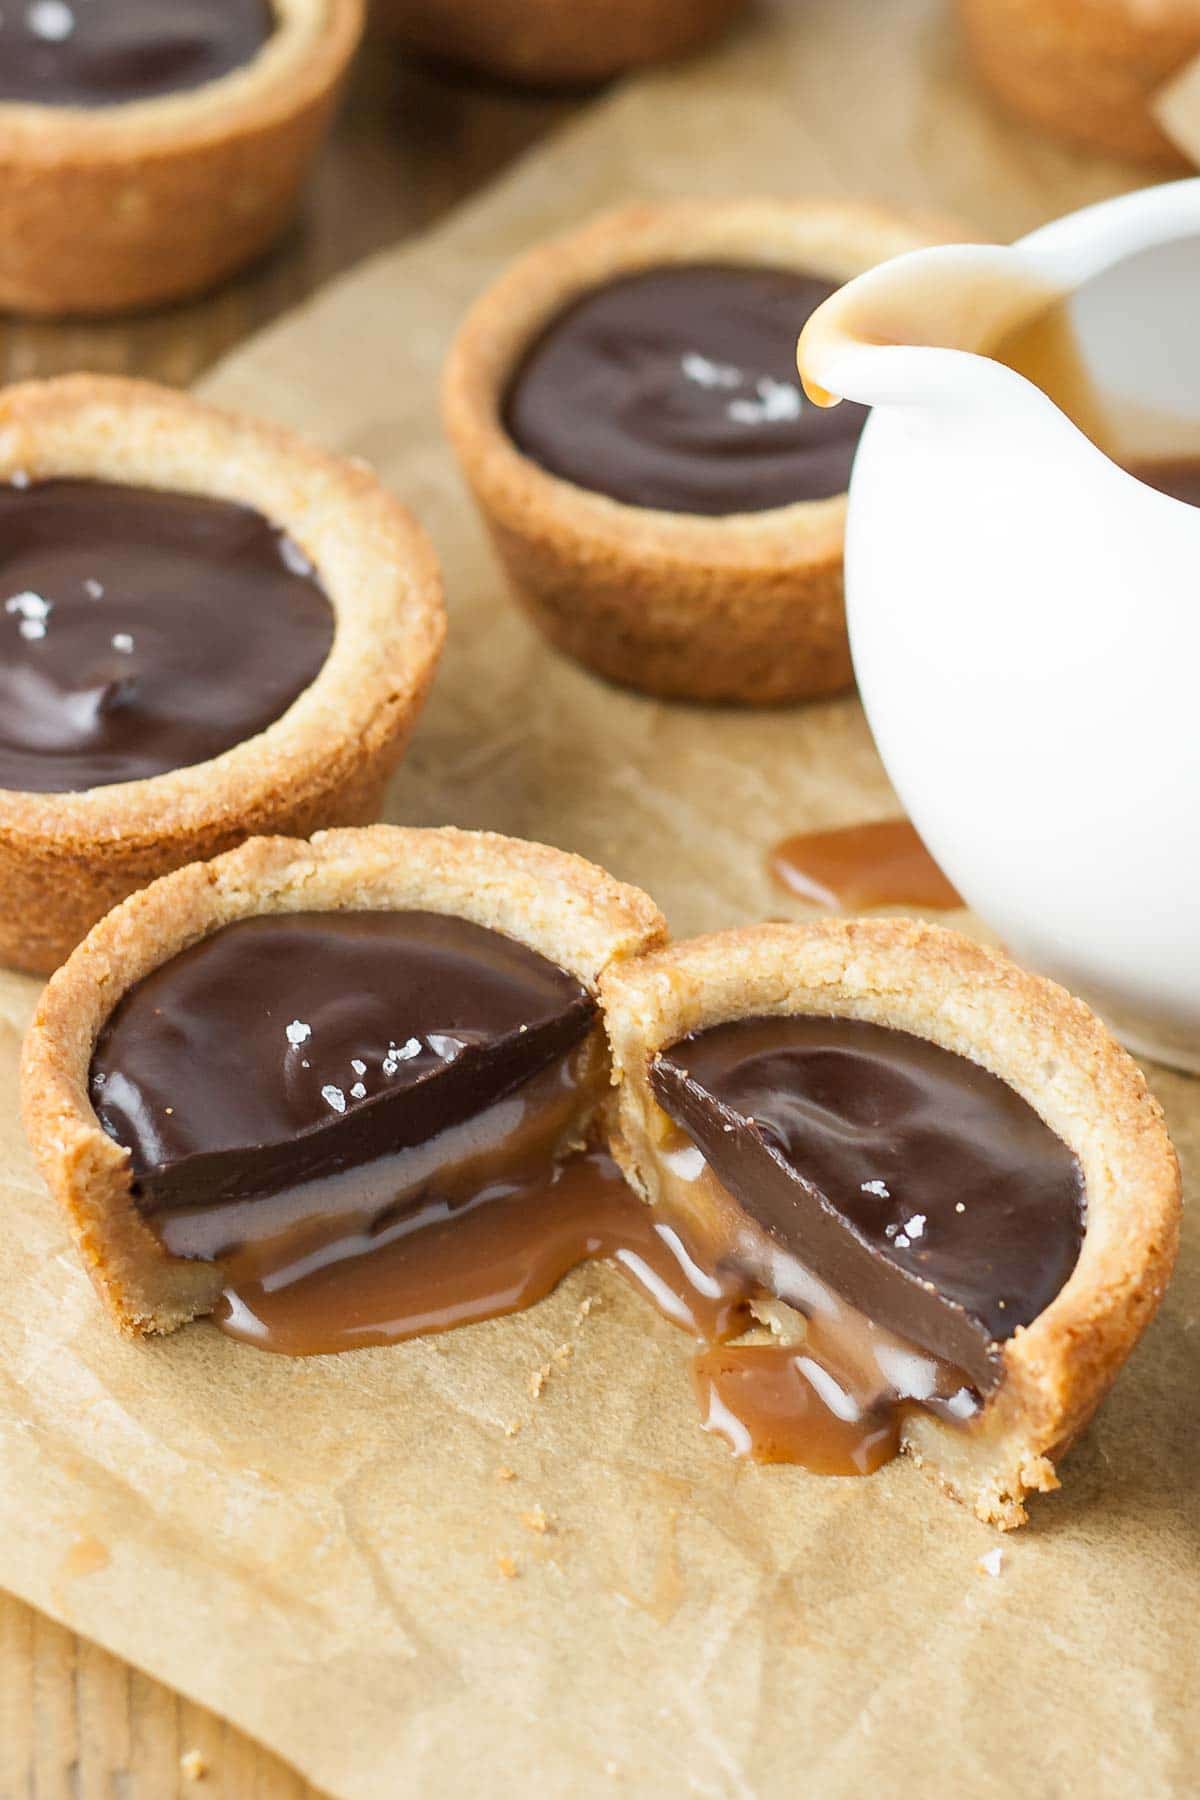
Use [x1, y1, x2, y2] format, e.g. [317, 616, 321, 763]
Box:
[0, 40, 577, 1800]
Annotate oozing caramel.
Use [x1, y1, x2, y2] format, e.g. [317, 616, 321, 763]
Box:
[768, 819, 962, 912]
[692, 1344, 900, 1475]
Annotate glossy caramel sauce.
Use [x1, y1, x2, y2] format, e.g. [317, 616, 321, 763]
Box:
[768, 819, 962, 912]
[215, 1145, 754, 1357]
[693, 1344, 899, 1475]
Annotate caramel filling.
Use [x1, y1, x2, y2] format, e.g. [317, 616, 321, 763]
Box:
[768, 819, 962, 913]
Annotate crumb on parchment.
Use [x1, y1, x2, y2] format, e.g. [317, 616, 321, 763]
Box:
[529, 1363, 551, 1399]
[978, 1547, 1004, 1578]
[180, 1749, 207, 1781]
[553, 1342, 573, 1364]
[521, 1505, 553, 1535]
[576, 1296, 597, 1324]
[496, 1466, 516, 1483]
[496, 1553, 518, 1580]
[503, 1420, 521, 1438]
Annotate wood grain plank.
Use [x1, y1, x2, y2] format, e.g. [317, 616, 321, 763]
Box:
[0, 33, 578, 1800]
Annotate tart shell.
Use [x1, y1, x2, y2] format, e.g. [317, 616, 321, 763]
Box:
[443, 200, 960, 707]
[599, 918, 1182, 1527]
[21, 825, 667, 1337]
[957, 0, 1200, 168]
[0, 376, 445, 975]
[0, 0, 362, 317]
[373, 0, 747, 87]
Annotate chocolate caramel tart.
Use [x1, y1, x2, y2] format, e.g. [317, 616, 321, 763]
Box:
[0, 0, 361, 316]
[957, 0, 1200, 169]
[0, 376, 444, 974]
[601, 920, 1180, 1526]
[21, 826, 666, 1336]
[374, 0, 747, 88]
[444, 201, 954, 706]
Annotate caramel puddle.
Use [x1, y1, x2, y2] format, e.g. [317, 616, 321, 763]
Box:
[693, 1343, 899, 1475]
[768, 819, 962, 912]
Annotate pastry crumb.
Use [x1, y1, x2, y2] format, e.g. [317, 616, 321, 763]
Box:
[503, 1420, 522, 1438]
[978, 1547, 1004, 1578]
[496, 1553, 519, 1580]
[529, 1363, 551, 1399]
[496, 1466, 516, 1483]
[180, 1750, 207, 1782]
[553, 1343, 573, 1364]
[522, 1505, 554, 1535]
[576, 1296, 597, 1323]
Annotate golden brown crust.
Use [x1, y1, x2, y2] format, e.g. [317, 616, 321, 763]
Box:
[373, 0, 747, 86]
[600, 918, 1182, 1527]
[21, 825, 668, 1338]
[443, 201, 963, 707]
[0, 376, 446, 974]
[957, 0, 1200, 167]
[0, 0, 362, 315]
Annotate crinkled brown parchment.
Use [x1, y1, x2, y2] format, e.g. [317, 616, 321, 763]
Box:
[1, 3, 1196, 1794]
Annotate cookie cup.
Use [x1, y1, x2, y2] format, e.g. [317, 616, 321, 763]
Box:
[374, 0, 747, 87]
[957, 0, 1200, 168]
[444, 200, 955, 706]
[0, 0, 362, 316]
[0, 376, 445, 975]
[600, 918, 1181, 1527]
[21, 825, 667, 1336]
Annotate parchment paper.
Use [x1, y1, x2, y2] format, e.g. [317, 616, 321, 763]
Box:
[2, 3, 1197, 1795]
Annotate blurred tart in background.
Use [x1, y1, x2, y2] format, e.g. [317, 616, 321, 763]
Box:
[0, 0, 363, 315]
[958, 0, 1200, 167]
[374, 0, 748, 88]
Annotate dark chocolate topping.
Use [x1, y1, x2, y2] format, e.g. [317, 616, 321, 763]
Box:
[1128, 457, 1200, 510]
[651, 1015, 1086, 1390]
[91, 910, 596, 1209]
[504, 263, 869, 516]
[0, 478, 333, 794]
[0, 0, 273, 106]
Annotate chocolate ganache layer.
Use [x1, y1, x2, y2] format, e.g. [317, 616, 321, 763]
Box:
[650, 1015, 1086, 1390]
[91, 911, 597, 1213]
[0, 478, 334, 794]
[0, 0, 274, 107]
[504, 264, 870, 516]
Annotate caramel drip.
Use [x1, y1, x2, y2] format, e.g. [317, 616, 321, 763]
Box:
[768, 819, 962, 912]
[692, 1343, 899, 1475]
[216, 1147, 754, 1357]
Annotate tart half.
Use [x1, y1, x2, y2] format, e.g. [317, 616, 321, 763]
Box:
[21, 826, 666, 1337]
[444, 201, 957, 706]
[0, 0, 362, 315]
[0, 376, 444, 974]
[600, 919, 1181, 1526]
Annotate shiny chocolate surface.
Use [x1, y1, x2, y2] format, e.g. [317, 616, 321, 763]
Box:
[651, 1015, 1086, 1389]
[91, 910, 596, 1208]
[0, 478, 333, 793]
[0, 0, 274, 106]
[504, 264, 869, 516]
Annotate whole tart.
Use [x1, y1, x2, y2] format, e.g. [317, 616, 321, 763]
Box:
[600, 919, 1181, 1526]
[21, 825, 666, 1336]
[374, 0, 747, 87]
[443, 201, 956, 706]
[0, 375, 444, 975]
[957, 0, 1200, 167]
[0, 0, 362, 316]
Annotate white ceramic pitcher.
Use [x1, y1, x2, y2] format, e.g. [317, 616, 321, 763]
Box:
[798, 180, 1200, 1071]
